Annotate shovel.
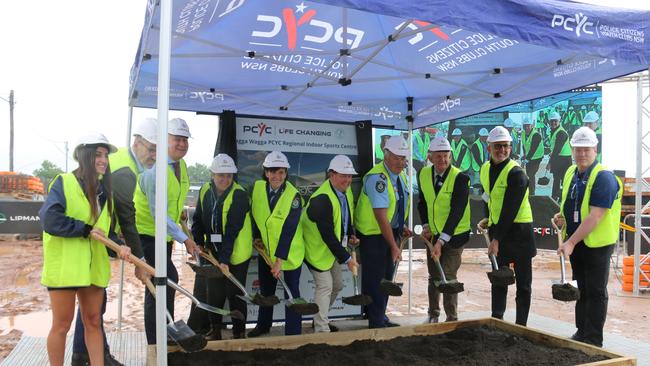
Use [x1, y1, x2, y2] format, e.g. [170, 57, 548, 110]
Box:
[180, 220, 223, 279]
[550, 218, 580, 302]
[379, 235, 409, 297]
[200, 245, 280, 307]
[413, 225, 464, 294]
[253, 241, 319, 316]
[477, 219, 515, 286]
[91, 233, 244, 320]
[342, 243, 372, 306]
[144, 278, 207, 352]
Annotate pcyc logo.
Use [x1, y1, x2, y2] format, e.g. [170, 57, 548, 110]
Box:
[243, 123, 272, 137]
[551, 13, 594, 37]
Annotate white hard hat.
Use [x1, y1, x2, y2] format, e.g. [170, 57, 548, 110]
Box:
[583, 111, 600, 124]
[73, 132, 117, 161]
[549, 111, 561, 121]
[487, 126, 512, 143]
[522, 118, 533, 126]
[384, 135, 409, 156]
[428, 137, 451, 152]
[263, 151, 290, 168]
[570, 127, 598, 147]
[132, 118, 158, 144]
[451, 128, 462, 136]
[328, 155, 357, 175]
[503, 118, 514, 128]
[479, 128, 489, 137]
[210, 153, 237, 174]
[168, 118, 192, 137]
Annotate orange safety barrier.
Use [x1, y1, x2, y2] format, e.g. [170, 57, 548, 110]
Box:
[622, 274, 650, 284]
[622, 282, 650, 292]
[622, 265, 650, 275]
[623, 255, 650, 267]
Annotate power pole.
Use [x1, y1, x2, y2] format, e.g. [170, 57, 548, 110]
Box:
[9, 90, 14, 172]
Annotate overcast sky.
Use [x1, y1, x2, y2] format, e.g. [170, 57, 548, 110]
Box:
[0, 1, 648, 176]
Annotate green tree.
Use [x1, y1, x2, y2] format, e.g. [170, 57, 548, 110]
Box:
[33, 160, 64, 186]
[187, 163, 211, 184]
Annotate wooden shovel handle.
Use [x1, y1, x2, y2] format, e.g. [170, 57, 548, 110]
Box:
[254, 241, 273, 267]
[551, 216, 564, 249]
[91, 233, 155, 276]
[199, 249, 233, 277]
[350, 250, 358, 277]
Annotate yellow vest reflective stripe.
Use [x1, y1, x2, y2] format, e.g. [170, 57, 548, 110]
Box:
[354, 163, 410, 236]
[418, 166, 471, 236]
[560, 164, 622, 247]
[198, 182, 253, 265]
[302, 180, 354, 271]
[134, 159, 189, 240]
[470, 138, 485, 172]
[452, 139, 471, 171]
[251, 180, 304, 270]
[479, 160, 533, 225]
[41, 174, 111, 288]
[550, 127, 571, 157]
[414, 133, 430, 160]
[523, 129, 544, 159]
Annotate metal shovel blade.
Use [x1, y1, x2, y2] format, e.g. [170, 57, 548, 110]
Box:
[287, 301, 319, 315]
[380, 279, 403, 296]
[167, 319, 207, 353]
[552, 283, 581, 302]
[186, 261, 223, 279]
[437, 281, 465, 294]
[342, 294, 372, 306]
[487, 267, 516, 286]
[252, 293, 280, 307]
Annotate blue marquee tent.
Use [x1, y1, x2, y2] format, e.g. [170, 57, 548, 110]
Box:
[129, 1, 649, 361]
[129, 0, 650, 129]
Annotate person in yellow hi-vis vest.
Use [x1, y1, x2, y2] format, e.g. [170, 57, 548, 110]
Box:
[303, 155, 359, 333]
[547, 111, 572, 201]
[480, 126, 536, 326]
[39, 133, 131, 366]
[521, 119, 543, 195]
[418, 137, 470, 323]
[355, 135, 411, 329]
[249, 151, 304, 337]
[189, 154, 252, 340]
[134, 118, 199, 345]
[555, 127, 622, 348]
[450, 128, 470, 172]
[71, 119, 158, 366]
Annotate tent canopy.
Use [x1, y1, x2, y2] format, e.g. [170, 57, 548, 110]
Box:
[129, 0, 650, 129]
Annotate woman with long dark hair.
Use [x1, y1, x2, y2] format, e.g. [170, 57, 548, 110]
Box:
[39, 133, 131, 366]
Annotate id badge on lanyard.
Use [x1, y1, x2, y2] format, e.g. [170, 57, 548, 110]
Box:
[342, 235, 348, 248]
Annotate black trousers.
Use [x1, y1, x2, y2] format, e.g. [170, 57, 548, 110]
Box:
[570, 242, 614, 347]
[491, 253, 532, 326]
[525, 158, 542, 195]
[550, 156, 572, 199]
[141, 235, 178, 345]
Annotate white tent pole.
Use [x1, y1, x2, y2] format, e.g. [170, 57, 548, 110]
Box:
[155, 0, 172, 364]
[116, 106, 134, 333]
[634, 74, 641, 296]
[406, 97, 414, 315]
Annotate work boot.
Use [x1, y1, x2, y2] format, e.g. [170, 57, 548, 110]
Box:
[233, 329, 246, 339]
[328, 323, 339, 332]
[424, 315, 438, 324]
[70, 353, 89, 366]
[384, 321, 400, 328]
[205, 328, 222, 341]
[247, 327, 269, 338]
[104, 353, 124, 366]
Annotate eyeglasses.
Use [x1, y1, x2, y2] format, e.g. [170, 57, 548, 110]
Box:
[492, 143, 511, 150]
[139, 140, 156, 153]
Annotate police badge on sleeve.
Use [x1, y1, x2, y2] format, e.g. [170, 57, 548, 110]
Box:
[375, 180, 386, 193]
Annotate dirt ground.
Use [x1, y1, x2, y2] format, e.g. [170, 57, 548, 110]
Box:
[1, 237, 649, 362]
[168, 326, 608, 366]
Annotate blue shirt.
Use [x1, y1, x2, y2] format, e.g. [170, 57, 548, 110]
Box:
[335, 189, 349, 237]
[563, 162, 620, 237]
[139, 157, 188, 243]
[363, 163, 409, 228]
